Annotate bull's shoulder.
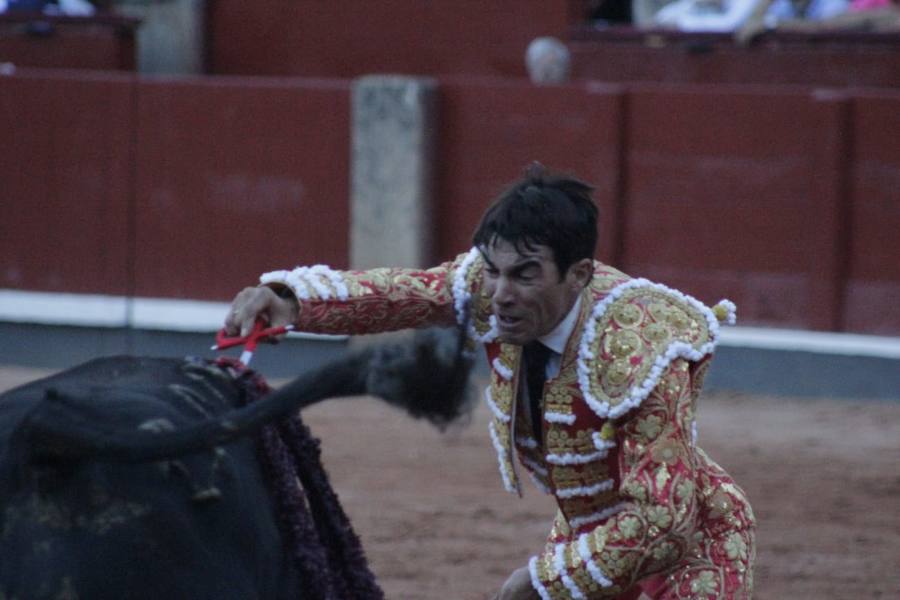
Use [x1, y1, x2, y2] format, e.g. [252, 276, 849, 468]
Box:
[1, 356, 184, 398]
[0, 357, 244, 440]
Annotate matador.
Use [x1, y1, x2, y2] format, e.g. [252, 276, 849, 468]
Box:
[226, 166, 756, 599]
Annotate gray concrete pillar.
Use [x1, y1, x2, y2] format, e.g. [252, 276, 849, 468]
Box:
[350, 75, 437, 269]
[115, 0, 205, 75]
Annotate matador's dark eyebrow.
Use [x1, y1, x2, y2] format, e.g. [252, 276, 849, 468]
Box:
[478, 248, 496, 270]
[508, 259, 542, 276]
[479, 249, 542, 275]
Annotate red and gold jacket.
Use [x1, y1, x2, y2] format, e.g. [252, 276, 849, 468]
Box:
[261, 249, 756, 599]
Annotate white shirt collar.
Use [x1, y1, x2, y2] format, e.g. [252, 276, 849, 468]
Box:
[538, 294, 582, 356]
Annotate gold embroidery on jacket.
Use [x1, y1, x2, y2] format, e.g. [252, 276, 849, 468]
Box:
[545, 429, 595, 455]
[584, 286, 714, 415]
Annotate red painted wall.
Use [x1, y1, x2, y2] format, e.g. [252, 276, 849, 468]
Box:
[206, 3, 900, 88]
[206, 1, 573, 78]
[132, 76, 351, 300]
[434, 78, 624, 264]
[0, 14, 138, 71]
[569, 31, 900, 88]
[1, 70, 897, 334]
[623, 85, 815, 328]
[845, 92, 900, 334]
[0, 70, 135, 295]
[0, 70, 351, 302]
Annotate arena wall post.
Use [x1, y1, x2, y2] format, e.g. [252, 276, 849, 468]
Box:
[350, 75, 437, 269]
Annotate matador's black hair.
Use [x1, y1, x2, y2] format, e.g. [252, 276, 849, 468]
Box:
[472, 162, 598, 278]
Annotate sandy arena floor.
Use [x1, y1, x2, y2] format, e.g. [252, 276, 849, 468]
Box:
[2, 366, 898, 599]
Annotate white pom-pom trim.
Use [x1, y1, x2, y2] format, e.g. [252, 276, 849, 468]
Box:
[520, 455, 548, 478]
[451, 247, 498, 343]
[283, 270, 311, 300]
[577, 534, 614, 587]
[520, 452, 552, 494]
[568, 502, 627, 530]
[591, 434, 617, 453]
[526, 470, 552, 495]
[554, 544, 586, 599]
[260, 264, 349, 302]
[492, 357, 514, 381]
[451, 248, 479, 324]
[555, 479, 615, 499]
[303, 268, 332, 299]
[577, 278, 722, 420]
[484, 386, 510, 423]
[714, 299, 737, 325]
[259, 269, 290, 286]
[309, 264, 350, 300]
[488, 421, 519, 495]
[544, 411, 576, 425]
[528, 556, 553, 600]
[545, 447, 611, 466]
[516, 436, 539, 450]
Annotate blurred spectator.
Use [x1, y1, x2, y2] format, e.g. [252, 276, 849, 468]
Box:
[54, 0, 95, 16]
[849, 0, 893, 9]
[762, 0, 849, 26]
[652, 0, 897, 36]
[653, 0, 763, 31]
[525, 37, 571, 85]
[0, 0, 95, 15]
[737, 0, 898, 41]
[634, 0, 677, 24]
[2, 0, 48, 11]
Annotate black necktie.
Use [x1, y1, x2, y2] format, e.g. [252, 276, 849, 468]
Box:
[523, 341, 552, 448]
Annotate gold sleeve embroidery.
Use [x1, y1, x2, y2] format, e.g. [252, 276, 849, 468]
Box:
[261, 260, 464, 335]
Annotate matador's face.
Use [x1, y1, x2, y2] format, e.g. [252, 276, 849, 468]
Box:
[480, 238, 587, 346]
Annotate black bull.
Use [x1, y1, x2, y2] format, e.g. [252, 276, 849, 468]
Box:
[0, 327, 473, 599]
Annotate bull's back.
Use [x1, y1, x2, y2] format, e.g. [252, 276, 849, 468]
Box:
[0, 356, 296, 599]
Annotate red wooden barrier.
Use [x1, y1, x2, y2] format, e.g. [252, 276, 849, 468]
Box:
[623, 85, 815, 326]
[845, 92, 900, 334]
[205, 3, 900, 89]
[0, 70, 897, 334]
[569, 29, 900, 89]
[0, 13, 138, 72]
[0, 71, 351, 302]
[805, 90, 852, 333]
[206, 1, 573, 78]
[0, 69, 135, 295]
[434, 78, 624, 264]
[132, 76, 352, 300]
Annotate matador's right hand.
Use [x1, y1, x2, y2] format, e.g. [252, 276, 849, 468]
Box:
[224, 286, 298, 338]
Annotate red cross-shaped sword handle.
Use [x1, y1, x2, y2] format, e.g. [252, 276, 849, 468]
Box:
[212, 318, 294, 366]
